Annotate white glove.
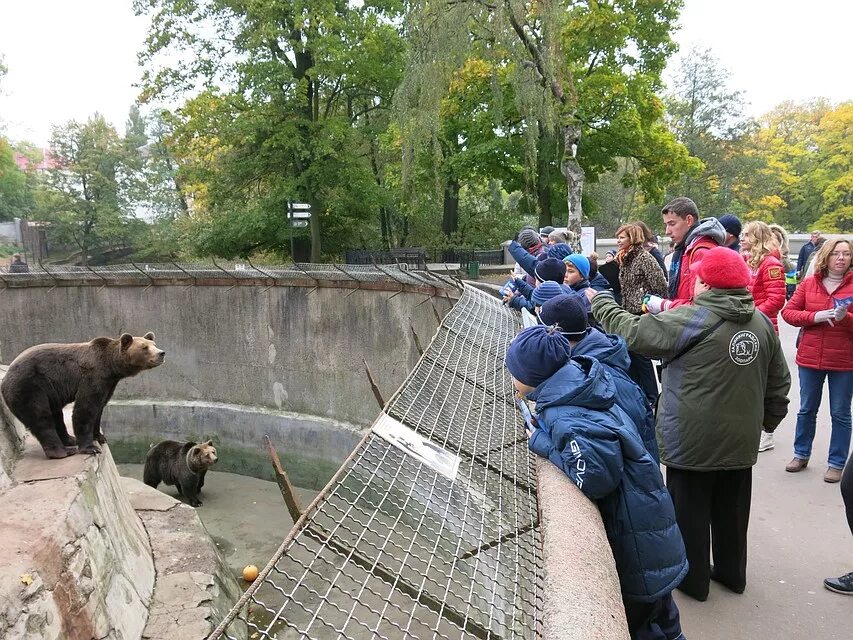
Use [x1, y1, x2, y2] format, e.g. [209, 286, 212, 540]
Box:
[834, 305, 848, 322]
[643, 295, 667, 315]
[814, 309, 837, 324]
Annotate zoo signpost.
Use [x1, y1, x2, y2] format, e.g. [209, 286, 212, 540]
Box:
[287, 202, 312, 261]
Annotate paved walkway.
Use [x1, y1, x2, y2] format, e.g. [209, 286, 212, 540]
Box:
[674, 318, 851, 639]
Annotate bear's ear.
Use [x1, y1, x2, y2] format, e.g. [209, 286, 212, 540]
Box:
[205, 439, 214, 446]
[143, 331, 155, 341]
[120, 333, 133, 350]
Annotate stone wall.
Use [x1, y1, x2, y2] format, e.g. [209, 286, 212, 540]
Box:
[0, 283, 454, 428]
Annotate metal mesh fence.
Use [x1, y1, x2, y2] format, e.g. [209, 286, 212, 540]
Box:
[210, 285, 540, 640]
[0, 262, 455, 290]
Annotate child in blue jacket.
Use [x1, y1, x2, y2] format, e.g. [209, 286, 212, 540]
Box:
[506, 325, 687, 640]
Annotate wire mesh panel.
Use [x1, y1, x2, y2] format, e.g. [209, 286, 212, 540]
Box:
[211, 285, 540, 640]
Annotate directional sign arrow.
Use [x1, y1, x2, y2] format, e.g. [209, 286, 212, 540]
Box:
[290, 219, 309, 228]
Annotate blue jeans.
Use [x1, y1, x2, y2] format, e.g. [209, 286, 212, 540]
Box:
[794, 367, 853, 469]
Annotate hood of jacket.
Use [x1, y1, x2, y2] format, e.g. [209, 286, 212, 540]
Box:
[572, 328, 631, 374]
[530, 356, 617, 412]
[694, 287, 756, 324]
[683, 217, 727, 250]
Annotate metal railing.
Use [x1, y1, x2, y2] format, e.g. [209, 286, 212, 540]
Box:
[0, 261, 458, 291]
[344, 249, 505, 269]
[209, 285, 540, 640]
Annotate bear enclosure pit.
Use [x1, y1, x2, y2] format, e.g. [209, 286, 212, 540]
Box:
[0, 262, 628, 639]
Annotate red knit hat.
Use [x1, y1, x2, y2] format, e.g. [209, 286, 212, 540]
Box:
[695, 246, 751, 289]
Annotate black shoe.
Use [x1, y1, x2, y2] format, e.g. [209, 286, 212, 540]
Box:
[824, 571, 853, 595]
[710, 569, 745, 594]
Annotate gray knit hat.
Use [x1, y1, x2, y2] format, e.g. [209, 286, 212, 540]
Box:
[518, 228, 541, 249]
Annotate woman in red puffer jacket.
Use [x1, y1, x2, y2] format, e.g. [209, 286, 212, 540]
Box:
[781, 238, 853, 483]
[741, 221, 789, 454]
[741, 221, 787, 333]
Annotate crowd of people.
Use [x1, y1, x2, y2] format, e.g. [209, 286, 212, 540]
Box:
[502, 198, 852, 639]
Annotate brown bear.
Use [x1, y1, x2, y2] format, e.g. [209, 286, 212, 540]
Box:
[0, 332, 165, 458]
[143, 440, 218, 507]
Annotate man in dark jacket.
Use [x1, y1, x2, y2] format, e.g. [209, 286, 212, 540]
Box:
[797, 231, 823, 278]
[506, 325, 687, 639]
[718, 214, 742, 253]
[9, 253, 29, 273]
[587, 247, 791, 602]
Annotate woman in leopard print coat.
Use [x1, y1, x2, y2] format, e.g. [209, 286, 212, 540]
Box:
[615, 223, 669, 405]
[617, 223, 668, 314]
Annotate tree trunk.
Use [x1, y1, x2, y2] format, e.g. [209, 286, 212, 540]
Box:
[442, 177, 460, 237]
[561, 122, 585, 240]
[537, 125, 555, 229]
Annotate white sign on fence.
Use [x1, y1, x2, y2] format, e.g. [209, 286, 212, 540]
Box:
[581, 226, 596, 256]
[372, 413, 460, 481]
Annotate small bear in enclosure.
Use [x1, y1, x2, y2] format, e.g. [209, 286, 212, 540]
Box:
[144, 439, 218, 507]
[0, 332, 165, 458]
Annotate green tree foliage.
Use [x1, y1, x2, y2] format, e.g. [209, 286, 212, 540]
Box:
[0, 138, 33, 221]
[134, 0, 407, 261]
[43, 115, 136, 264]
[662, 47, 750, 216]
[398, 0, 695, 239]
[733, 101, 852, 232]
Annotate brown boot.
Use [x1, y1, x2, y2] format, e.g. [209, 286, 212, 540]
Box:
[824, 467, 843, 483]
[786, 457, 809, 472]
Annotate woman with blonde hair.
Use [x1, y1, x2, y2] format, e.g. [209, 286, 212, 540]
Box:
[741, 221, 786, 332]
[615, 223, 668, 405]
[740, 221, 788, 452]
[782, 237, 853, 484]
[769, 223, 796, 298]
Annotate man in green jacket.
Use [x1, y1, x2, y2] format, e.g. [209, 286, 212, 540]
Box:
[586, 246, 791, 602]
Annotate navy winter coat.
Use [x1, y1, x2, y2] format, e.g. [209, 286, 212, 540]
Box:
[571, 329, 658, 462]
[589, 272, 612, 292]
[528, 356, 688, 602]
[508, 240, 572, 280]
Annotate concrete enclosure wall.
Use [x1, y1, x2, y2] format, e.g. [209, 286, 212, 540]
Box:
[0, 284, 453, 426]
[0, 280, 456, 487]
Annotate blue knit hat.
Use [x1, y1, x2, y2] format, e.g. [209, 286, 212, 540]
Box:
[506, 325, 572, 387]
[563, 254, 590, 279]
[547, 244, 572, 261]
[538, 294, 589, 338]
[531, 280, 567, 306]
[534, 257, 567, 284]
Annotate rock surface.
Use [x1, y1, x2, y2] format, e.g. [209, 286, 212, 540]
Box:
[122, 478, 244, 640]
[0, 435, 155, 640]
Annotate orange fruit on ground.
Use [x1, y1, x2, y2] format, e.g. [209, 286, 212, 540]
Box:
[242, 565, 259, 582]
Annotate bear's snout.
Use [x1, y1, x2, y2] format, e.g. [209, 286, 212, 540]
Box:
[155, 350, 166, 364]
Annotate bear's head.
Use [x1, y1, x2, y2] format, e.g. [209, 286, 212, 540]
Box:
[192, 440, 218, 469]
[120, 332, 166, 370]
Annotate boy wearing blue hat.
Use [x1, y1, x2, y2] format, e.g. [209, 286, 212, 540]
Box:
[506, 325, 687, 640]
[505, 258, 571, 312]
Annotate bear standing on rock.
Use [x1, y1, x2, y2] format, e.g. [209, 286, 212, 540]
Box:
[143, 440, 218, 507]
[0, 332, 165, 458]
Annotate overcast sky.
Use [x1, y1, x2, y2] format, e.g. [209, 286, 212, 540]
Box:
[1, 0, 851, 147]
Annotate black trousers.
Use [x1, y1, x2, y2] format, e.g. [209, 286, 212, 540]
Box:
[665, 467, 752, 601]
[628, 350, 659, 407]
[842, 451, 853, 535]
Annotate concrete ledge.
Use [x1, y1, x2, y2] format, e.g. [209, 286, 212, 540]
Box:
[122, 478, 243, 640]
[536, 458, 629, 639]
